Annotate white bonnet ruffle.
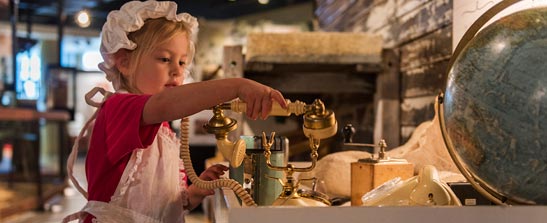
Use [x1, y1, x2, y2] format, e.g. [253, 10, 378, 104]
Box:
[98, 0, 198, 90]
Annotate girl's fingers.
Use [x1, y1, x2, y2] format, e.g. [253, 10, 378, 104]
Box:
[201, 172, 218, 180]
[200, 164, 228, 180]
[210, 164, 228, 172]
[252, 97, 261, 120]
[271, 90, 287, 108]
[240, 84, 286, 120]
[246, 100, 255, 119]
[261, 94, 272, 120]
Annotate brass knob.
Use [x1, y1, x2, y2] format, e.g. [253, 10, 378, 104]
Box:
[203, 106, 238, 139]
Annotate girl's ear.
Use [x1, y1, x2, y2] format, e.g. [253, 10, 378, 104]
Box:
[114, 49, 130, 76]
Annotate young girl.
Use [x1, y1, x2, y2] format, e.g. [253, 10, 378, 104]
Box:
[64, 1, 286, 222]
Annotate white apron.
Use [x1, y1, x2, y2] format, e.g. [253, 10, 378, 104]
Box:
[64, 88, 189, 223]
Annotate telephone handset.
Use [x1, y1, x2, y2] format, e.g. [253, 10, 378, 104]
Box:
[208, 99, 337, 167]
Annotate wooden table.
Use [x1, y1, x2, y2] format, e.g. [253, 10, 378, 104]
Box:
[0, 107, 70, 211]
[213, 186, 547, 223]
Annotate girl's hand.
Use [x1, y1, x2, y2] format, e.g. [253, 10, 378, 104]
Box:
[187, 164, 228, 210]
[237, 79, 287, 120]
[199, 164, 228, 181]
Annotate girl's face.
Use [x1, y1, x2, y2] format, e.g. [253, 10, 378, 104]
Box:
[133, 32, 189, 95]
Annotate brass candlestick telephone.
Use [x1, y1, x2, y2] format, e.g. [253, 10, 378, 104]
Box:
[178, 99, 337, 206]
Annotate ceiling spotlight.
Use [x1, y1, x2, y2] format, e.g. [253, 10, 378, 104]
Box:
[75, 10, 91, 28]
[258, 0, 269, 4]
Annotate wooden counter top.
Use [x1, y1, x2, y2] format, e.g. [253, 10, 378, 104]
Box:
[0, 108, 70, 121]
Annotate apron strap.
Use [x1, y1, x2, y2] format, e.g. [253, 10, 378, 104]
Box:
[62, 211, 87, 223]
[67, 87, 113, 199]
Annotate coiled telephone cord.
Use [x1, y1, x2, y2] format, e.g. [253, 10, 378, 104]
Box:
[179, 117, 257, 206]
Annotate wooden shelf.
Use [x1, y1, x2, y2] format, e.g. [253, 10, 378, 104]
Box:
[0, 108, 70, 121]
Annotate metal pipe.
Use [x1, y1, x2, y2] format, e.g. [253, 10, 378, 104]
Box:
[57, 0, 65, 64]
[9, 0, 18, 92]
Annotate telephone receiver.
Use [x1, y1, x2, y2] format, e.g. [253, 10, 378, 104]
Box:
[202, 105, 246, 168]
[218, 137, 246, 168]
[204, 99, 338, 168]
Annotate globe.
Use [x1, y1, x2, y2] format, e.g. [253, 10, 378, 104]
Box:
[443, 6, 547, 204]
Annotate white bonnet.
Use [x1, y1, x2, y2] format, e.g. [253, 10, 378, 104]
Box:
[98, 0, 198, 90]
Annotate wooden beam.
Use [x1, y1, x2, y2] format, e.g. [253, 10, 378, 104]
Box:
[222, 45, 244, 78]
[373, 49, 401, 148]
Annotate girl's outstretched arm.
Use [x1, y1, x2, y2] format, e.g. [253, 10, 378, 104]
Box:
[142, 78, 286, 125]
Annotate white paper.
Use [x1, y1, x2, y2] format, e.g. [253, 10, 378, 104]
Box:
[453, 0, 547, 51]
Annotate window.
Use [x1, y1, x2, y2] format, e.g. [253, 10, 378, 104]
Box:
[16, 44, 41, 100]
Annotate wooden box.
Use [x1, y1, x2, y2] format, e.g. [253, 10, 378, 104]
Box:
[351, 161, 414, 206]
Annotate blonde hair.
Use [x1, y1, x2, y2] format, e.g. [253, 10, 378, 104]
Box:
[120, 17, 195, 93]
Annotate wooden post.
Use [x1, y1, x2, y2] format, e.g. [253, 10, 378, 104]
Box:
[221, 45, 245, 152]
[57, 0, 65, 65]
[5, 0, 18, 107]
[373, 49, 401, 149]
[222, 45, 244, 78]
